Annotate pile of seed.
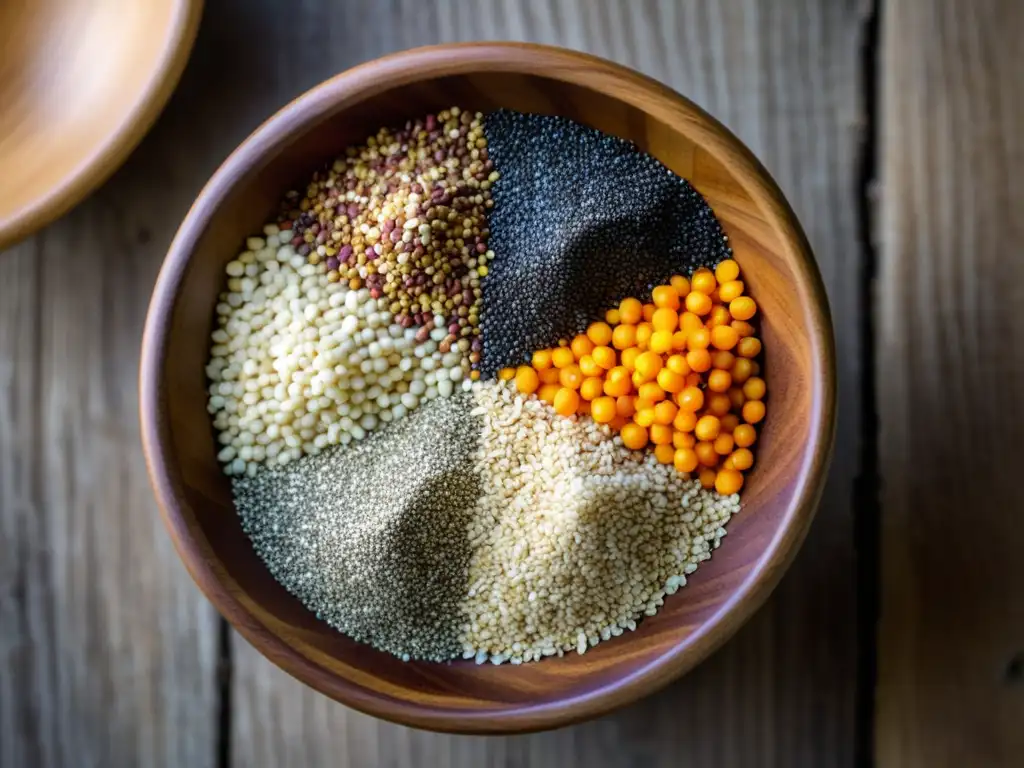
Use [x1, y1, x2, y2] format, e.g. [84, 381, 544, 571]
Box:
[208, 227, 473, 475]
[278, 106, 497, 366]
[479, 110, 732, 376]
[459, 381, 740, 664]
[233, 393, 481, 661]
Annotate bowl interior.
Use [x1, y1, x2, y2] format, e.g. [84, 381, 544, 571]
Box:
[148, 60, 829, 732]
[0, 0, 199, 247]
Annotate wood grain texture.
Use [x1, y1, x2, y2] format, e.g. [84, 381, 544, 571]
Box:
[142, 0, 861, 761]
[0, 68, 222, 768]
[876, 1, 1024, 765]
[0, 0, 202, 249]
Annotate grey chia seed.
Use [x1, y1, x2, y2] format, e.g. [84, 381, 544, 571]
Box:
[233, 392, 481, 662]
[479, 110, 732, 376]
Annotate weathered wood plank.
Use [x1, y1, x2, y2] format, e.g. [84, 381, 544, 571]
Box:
[224, 1, 865, 765]
[0, 51, 224, 768]
[875, 1, 1024, 765]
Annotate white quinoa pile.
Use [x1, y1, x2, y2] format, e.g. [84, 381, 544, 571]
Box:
[459, 381, 740, 665]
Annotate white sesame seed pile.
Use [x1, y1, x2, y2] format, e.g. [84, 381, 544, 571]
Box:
[232, 392, 481, 662]
[207, 226, 472, 476]
[459, 381, 740, 665]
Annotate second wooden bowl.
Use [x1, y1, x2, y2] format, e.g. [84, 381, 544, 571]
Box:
[0, 0, 202, 249]
[140, 43, 835, 733]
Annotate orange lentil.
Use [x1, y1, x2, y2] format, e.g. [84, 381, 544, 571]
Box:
[688, 328, 710, 350]
[559, 364, 583, 390]
[498, 367, 517, 381]
[670, 275, 691, 297]
[592, 345, 616, 369]
[649, 423, 673, 445]
[633, 408, 656, 428]
[707, 368, 732, 393]
[715, 468, 744, 495]
[553, 387, 580, 416]
[615, 395, 637, 418]
[714, 258, 740, 283]
[671, 330, 689, 351]
[637, 381, 666, 403]
[677, 386, 704, 412]
[736, 336, 762, 358]
[635, 322, 653, 349]
[649, 330, 674, 354]
[586, 321, 613, 346]
[654, 443, 676, 465]
[605, 308, 621, 325]
[729, 296, 757, 321]
[608, 415, 628, 430]
[591, 396, 617, 423]
[686, 348, 712, 373]
[710, 324, 739, 350]
[673, 408, 697, 432]
[514, 366, 539, 395]
[733, 424, 757, 448]
[539, 367, 561, 385]
[674, 447, 700, 473]
[653, 400, 678, 425]
[706, 392, 732, 417]
[643, 303, 657, 322]
[694, 414, 721, 441]
[604, 372, 631, 397]
[729, 448, 754, 471]
[695, 441, 719, 467]
[551, 346, 575, 368]
[673, 430, 696, 450]
[713, 433, 735, 455]
[652, 285, 680, 310]
[579, 377, 605, 401]
[692, 268, 717, 294]
[680, 312, 704, 332]
[665, 354, 690, 376]
[612, 323, 637, 350]
[742, 376, 766, 401]
[578, 354, 603, 377]
[619, 297, 643, 324]
[634, 350, 663, 381]
[742, 400, 766, 424]
[578, 399, 591, 416]
[718, 280, 744, 302]
[633, 397, 656, 413]
[656, 367, 686, 394]
[651, 306, 678, 332]
[571, 334, 594, 359]
[708, 305, 731, 327]
[620, 422, 649, 450]
[699, 467, 717, 489]
[710, 350, 735, 370]
[538, 383, 560, 404]
[685, 291, 712, 316]
[731, 357, 754, 384]
[531, 349, 552, 370]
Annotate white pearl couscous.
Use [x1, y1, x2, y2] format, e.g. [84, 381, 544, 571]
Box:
[207, 226, 471, 475]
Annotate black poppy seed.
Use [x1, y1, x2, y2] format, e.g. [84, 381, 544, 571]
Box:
[478, 110, 731, 377]
[232, 392, 481, 662]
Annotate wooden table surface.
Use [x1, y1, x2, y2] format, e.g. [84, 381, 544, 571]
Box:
[1, 1, 1021, 766]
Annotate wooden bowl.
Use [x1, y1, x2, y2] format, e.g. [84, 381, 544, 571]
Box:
[140, 43, 835, 733]
[0, 0, 202, 249]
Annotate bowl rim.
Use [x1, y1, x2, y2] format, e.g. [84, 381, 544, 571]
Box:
[0, 0, 204, 250]
[140, 41, 836, 733]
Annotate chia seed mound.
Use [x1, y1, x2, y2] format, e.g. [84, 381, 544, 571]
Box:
[480, 110, 731, 376]
[232, 392, 481, 662]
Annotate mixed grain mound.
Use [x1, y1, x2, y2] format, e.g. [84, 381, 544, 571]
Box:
[479, 110, 732, 376]
[233, 392, 481, 662]
[459, 381, 740, 665]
